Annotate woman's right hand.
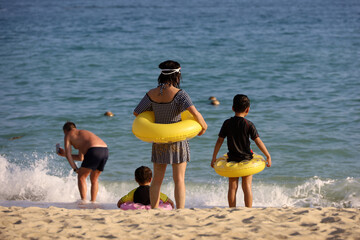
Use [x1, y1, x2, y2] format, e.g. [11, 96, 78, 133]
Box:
[198, 128, 207, 136]
[187, 105, 207, 136]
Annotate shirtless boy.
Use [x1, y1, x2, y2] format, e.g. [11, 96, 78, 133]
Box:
[57, 122, 108, 203]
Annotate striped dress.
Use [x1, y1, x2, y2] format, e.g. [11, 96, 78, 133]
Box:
[134, 90, 193, 164]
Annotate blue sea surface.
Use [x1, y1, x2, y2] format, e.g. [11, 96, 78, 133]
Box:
[0, 0, 359, 209]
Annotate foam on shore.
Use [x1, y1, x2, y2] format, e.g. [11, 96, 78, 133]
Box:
[1, 155, 360, 209]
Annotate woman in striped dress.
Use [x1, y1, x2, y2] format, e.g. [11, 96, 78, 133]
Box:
[133, 60, 207, 209]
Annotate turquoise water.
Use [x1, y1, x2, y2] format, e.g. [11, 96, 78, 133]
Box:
[1, 0, 359, 208]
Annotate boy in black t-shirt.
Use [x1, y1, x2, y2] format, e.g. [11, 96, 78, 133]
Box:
[211, 94, 271, 208]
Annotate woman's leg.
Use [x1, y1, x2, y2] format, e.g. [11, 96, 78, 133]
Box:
[172, 162, 187, 209]
[150, 163, 167, 208]
[228, 177, 239, 207]
[241, 175, 253, 208]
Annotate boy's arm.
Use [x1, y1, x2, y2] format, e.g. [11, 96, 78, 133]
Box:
[159, 192, 168, 202]
[120, 189, 136, 203]
[117, 199, 124, 208]
[165, 197, 175, 209]
[254, 137, 271, 167]
[117, 188, 136, 208]
[63, 135, 79, 171]
[160, 192, 175, 209]
[58, 147, 84, 161]
[71, 152, 84, 161]
[211, 137, 225, 168]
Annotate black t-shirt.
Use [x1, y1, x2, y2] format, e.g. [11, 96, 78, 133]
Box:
[219, 116, 259, 162]
[134, 185, 150, 205]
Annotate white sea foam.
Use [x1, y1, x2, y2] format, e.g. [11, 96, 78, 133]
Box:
[166, 177, 360, 208]
[0, 155, 359, 209]
[0, 155, 117, 205]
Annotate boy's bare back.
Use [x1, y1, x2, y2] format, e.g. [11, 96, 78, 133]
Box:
[66, 129, 107, 155]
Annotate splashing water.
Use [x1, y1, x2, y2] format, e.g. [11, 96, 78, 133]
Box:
[0, 155, 359, 209]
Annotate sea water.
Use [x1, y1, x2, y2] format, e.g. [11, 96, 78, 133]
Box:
[0, 0, 359, 209]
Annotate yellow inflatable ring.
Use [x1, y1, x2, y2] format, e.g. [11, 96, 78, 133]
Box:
[214, 153, 266, 177]
[132, 110, 202, 143]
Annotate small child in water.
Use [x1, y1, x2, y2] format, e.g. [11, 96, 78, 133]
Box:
[117, 166, 174, 208]
[211, 94, 271, 208]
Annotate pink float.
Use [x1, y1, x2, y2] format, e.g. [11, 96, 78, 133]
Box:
[120, 201, 173, 210]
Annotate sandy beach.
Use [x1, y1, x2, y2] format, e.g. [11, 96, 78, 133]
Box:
[1, 206, 359, 240]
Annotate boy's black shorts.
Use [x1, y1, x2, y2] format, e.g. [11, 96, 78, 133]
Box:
[81, 147, 108, 171]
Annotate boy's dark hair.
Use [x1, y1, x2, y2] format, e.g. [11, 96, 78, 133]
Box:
[63, 122, 76, 132]
[233, 94, 250, 113]
[135, 166, 152, 184]
[158, 60, 182, 88]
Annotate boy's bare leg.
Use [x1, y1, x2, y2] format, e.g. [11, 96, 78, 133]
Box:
[242, 175, 253, 208]
[77, 167, 92, 201]
[172, 162, 187, 209]
[228, 177, 239, 207]
[150, 163, 167, 209]
[90, 170, 102, 202]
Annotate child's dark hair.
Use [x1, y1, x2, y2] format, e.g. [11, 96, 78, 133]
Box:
[233, 94, 250, 113]
[135, 166, 152, 185]
[63, 122, 76, 132]
[158, 60, 182, 88]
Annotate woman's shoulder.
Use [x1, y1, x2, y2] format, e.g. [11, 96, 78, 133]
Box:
[147, 88, 159, 96]
[175, 89, 193, 101]
[174, 89, 189, 98]
[146, 88, 162, 102]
